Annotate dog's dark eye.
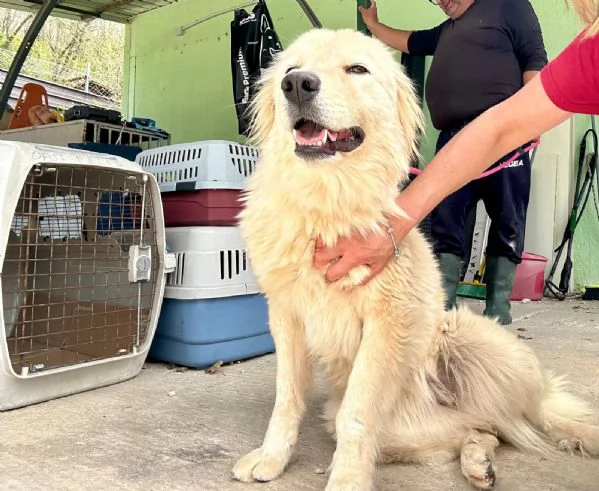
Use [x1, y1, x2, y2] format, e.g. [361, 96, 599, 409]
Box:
[345, 64, 369, 75]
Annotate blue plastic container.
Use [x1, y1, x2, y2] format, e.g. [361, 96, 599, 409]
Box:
[96, 192, 143, 234]
[149, 294, 274, 368]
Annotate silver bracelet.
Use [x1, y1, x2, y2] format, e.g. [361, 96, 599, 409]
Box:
[386, 226, 401, 258]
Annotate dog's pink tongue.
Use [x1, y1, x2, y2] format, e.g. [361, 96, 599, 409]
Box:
[294, 127, 327, 145]
[293, 121, 338, 145]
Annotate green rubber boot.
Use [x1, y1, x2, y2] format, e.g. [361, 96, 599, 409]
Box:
[483, 255, 517, 325]
[437, 253, 462, 311]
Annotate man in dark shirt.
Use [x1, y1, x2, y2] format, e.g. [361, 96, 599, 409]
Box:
[360, 0, 547, 325]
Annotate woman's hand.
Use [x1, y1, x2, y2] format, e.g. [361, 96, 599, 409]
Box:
[313, 212, 417, 286]
[313, 229, 394, 285]
[313, 187, 424, 286]
[358, 0, 378, 29]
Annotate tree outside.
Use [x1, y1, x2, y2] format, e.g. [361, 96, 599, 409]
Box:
[0, 8, 125, 108]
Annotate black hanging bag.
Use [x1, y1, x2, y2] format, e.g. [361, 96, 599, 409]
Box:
[230, 0, 283, 136]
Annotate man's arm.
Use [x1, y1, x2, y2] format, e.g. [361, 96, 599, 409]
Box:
[358, 0, 443, 56]
[359, 0, 411, 52]
[367, 22, 413, 53]
[505, 0, 548, 80]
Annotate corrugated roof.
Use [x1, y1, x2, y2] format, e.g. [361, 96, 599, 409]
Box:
[0, 0, 178, 24]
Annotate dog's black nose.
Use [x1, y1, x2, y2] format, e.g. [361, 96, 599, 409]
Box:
[281, 71, 321, 105]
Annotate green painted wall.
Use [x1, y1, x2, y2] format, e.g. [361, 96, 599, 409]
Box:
[122, 0, 444, 145]
[124, 0, 598, 289]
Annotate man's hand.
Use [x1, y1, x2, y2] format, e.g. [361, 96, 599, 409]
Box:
[313, 227, 395, 286]
[358, 0, 378, 29]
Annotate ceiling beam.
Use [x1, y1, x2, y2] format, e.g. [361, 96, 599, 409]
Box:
[91, 0, 136, 16]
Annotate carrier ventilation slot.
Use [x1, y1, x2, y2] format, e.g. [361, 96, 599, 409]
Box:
[229, 143, 258, 177]
[219, 249, 248, 280]
[139, 148, 201, 168]
[167, 252, 186, 286]
[233, 157, 255, 177]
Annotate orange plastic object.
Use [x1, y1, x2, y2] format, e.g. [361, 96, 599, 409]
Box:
[8, 83, 50, 129]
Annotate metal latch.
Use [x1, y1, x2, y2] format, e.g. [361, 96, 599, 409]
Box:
[129, 245, 152, 283]
[164, 252, 176, 274]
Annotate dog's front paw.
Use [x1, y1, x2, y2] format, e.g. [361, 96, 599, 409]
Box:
[335, 265, 371, 291]
[460, 442, 497, 489]
[325, 470, 374, 491]
[232, 447, 289, 483]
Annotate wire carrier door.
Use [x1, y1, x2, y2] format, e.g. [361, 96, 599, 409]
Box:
[3, 163, 159, 375]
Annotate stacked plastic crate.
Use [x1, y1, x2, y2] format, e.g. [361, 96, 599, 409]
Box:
[136, 140, 273, 368]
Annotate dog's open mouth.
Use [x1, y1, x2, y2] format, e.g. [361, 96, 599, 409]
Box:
[292, 119, 364, 158]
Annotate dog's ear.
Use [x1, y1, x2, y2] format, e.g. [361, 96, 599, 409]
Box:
[246, 65, 278, 146]
[393, 66, 424, 163]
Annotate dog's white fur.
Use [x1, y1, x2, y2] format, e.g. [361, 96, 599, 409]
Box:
[232, 28, 599, 490]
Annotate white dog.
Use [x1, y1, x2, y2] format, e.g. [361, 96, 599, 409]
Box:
[232, 28, 599, 490]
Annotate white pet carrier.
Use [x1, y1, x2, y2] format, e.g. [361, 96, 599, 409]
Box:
[135, 140, 258, 192]
[0, 141, 175, 411]
[164, 226, 259, 300]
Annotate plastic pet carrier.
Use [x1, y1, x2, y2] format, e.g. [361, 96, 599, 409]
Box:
[149, 226, 272, 368]
[0, 141, 175, 411]
[136, 140, 258, 192]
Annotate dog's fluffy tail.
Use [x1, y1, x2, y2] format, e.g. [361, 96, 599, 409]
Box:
[540, 373, 594, 423]
[437, 307, 592, 455]
[536, 373, 599, 456]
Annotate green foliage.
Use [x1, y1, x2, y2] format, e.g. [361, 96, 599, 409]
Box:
[0, 7, 124, 103]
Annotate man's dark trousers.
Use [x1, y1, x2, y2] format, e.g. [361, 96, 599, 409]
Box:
[430, 127, 532, 265]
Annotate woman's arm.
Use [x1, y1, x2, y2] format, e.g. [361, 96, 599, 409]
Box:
[392, 75, 571, 230]
[314, 74, 572, 284]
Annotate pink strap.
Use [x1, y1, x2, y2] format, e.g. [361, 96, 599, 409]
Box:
[408, 139, 540, 180]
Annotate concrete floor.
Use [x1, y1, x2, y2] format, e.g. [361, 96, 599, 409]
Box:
[2, 298, 599, 491]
